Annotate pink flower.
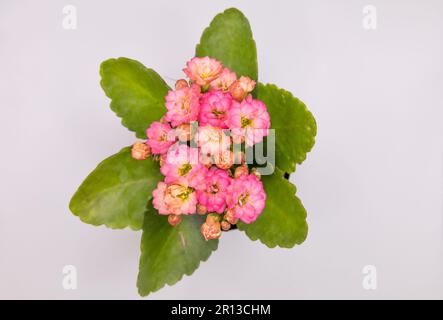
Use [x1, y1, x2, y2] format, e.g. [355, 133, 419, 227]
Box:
[226, 174, 266, 224]
[161, 144, 207, 190]
[152, 178, 197, 215]
[227, 95, 270, 146]
[196, 125, 231, 155]
[198, 90, 233, 128]
[209, 68, 237, 91]
[197, 167, 232, 214]
[146, 121, 175, 155]
[183, 57, 223, 87]
[165, 85, 200, 127]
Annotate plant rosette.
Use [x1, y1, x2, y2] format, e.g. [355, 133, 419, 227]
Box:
[69, 8, 316, 296]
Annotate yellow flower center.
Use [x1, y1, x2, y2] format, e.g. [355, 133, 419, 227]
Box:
[169, 184, 194, 201]
[238, 192, 249, 206]
[241, 117, 252, 128]
[178, 163, 192, 176]
[176, 187, 193, 201]
[180, 94, 191, 112]
[212, 109, 224, 118]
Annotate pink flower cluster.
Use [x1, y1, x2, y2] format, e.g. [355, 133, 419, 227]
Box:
[131, 56, 270, 240]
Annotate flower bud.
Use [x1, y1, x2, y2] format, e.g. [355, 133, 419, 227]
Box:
[176, 123, 192, 142]
[197, 204, 207, 215]
[159, 153, 167, 166]
[221, 220, 231, 231]
[206, 213, 221, 226]
[175, 79, 189, 90]
[251, 167, 261, 180]
[168, 214, 181, 227]
[234, 165, 249, 178]
[238, 76, 256, 92]
[229, 76, 255, 101]
[131, 141, 151, 160]
[224, 209, 238, 225]
[214, 150, 234, 170]
[200, 221, 221, 241]
[229, 81, 246, 102]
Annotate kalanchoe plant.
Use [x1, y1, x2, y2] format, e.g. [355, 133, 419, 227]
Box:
[69, 8, 316, 296]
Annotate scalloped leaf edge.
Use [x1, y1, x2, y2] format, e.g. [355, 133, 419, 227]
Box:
[137, 212, 219, 296]
[100, 57, 170, 139]
[258, 82, 317, 173]
[238, 170, 309, 249]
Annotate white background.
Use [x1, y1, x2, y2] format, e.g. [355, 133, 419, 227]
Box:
[1, 0, 442, 299]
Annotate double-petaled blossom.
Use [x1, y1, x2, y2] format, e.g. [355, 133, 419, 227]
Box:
[146, 121, 175, 154]
[198, 90, 232, 128]
[165, 85, 200, 127]
[183, 57, 223, 87]
[160, 144, 207, 190]
[197, 167, 232, 214]
[226, 173, 266, 224]
[152, 178, 197, 215]
[227, 95, 270, 146]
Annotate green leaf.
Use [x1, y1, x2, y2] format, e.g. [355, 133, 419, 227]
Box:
[137, 204, 218, 296]
[69, 147, 162, 230]
[196, 8, 258, 81]
[100, 57, 170, 139]
[257, 83, 317, 173]
[238, 169, 308, 248]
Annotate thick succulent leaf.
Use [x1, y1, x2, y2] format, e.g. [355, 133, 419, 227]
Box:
[196, 8, 258, 81]
[238, 169, 308, 248]
[69, 147, 162, 230]
[137, 205, 218, 296]
[100, 57, 170, 139]
[257, 83, 317, 173]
